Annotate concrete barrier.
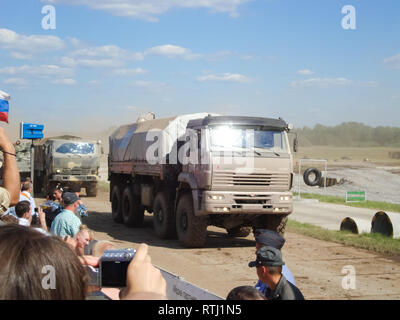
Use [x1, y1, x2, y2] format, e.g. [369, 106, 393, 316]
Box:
[371, 211, 400, 239]
[340, 217, 371, 234]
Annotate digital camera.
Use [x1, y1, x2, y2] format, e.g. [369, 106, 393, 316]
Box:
[87, 248, 136, 288]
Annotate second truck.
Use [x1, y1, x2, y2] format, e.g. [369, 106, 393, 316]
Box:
[109, 113, 296, 248]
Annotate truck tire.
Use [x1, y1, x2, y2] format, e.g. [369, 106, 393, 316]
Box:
[34, 176, 43, 196]
[86, 184, 98, 197]
[267, 214, 288, 236]
[111, 185, 123, 223]
[253, 214, 288, 236]
[122, 187, 144, 227]
[226, 226, 252, 238]
[303, 168, 322, 186]
[153, 191, 176, 239]
[176, 193, 207, 248]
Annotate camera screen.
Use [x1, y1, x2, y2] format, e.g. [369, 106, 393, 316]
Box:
[101, 261, 130, 288]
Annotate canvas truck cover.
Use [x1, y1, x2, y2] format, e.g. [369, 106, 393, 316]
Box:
[109, 113, 215, 163]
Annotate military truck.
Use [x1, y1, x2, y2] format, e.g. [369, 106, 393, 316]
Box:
[14, 140, 32, 181]
[33, 136, 102, 196]
[109, 113, 296, 248]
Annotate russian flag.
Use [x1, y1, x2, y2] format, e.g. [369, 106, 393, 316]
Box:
[0, 90, 10, 124]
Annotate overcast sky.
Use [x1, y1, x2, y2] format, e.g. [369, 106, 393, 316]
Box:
[0, 0, 399, 140]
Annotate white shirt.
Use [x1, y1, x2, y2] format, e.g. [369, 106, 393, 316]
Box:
[18, 217, 30, 227]
[18, 217, 49, 235]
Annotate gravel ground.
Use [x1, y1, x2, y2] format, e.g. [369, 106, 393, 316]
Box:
[293, 164, 400, 204]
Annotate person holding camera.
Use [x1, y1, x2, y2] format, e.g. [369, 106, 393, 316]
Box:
[14, 200, 48, 234]
[0, 225, 167, 300]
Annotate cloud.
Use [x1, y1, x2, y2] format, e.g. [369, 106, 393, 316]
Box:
[384, 54, 400, 70]
[197, 73, 251, 83]
[131, 80, 166, 88]
[61, 43, 228, 69]
[145, 44, 202, 60]
[88, 80, 102, 85]
[3, 78, 28, 86]
[290, 77, 378, 88]
[0, 64, 74, 77]
[52, 78, 77, 85]
[130, 80, 167, 93]
[9, 52, 33, 60]
[61, 57, 124, 68]
[42, 0, 252, 21]
[71, 45, 142, 60]
[62, 44, 144, 68]
[0, 28, 65, 57]
[113, 68, 147, 76]
[297, 69, 314, 75]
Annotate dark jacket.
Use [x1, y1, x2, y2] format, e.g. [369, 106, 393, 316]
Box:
[265, 275, 305, 300]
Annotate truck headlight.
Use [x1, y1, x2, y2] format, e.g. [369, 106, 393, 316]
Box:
[208, 195, 224, 200]
[56, 169, 61, 174]
[280, 196, 291, 201]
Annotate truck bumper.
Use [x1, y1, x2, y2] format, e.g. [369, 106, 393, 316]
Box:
[52, 175, 99, 182]
[198, 190, 292, 216]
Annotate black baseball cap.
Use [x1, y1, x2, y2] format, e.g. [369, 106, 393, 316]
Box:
[254, 229, 285, 250]
[62, 192, 80, 205]
[249, 246, 285, 268]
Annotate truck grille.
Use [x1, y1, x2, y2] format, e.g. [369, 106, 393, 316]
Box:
[61, 169, 91, 175]
[233, 194, 271, 204]
[212, 171, 289, 190]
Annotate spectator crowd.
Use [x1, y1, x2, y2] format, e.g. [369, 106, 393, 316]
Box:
[0, 127, 304, 301]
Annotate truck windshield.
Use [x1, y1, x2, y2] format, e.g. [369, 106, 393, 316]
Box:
[55, 142, 95, 155]
[210, 126, 288, 154]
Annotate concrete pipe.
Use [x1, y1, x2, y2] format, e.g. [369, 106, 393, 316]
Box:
[340, 217, 371, 235]
[371, 211, 400, 239]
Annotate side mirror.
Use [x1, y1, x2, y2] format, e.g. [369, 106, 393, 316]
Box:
[101, 147, 104, 155]
[293, 138, 298, 153]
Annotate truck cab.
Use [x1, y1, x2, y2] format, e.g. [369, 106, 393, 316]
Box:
[35, 137, 102, 196]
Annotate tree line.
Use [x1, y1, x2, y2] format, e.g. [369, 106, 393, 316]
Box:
[294, 122, 400, 147]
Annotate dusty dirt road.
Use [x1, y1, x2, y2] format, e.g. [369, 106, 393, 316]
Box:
[51, 190, 400, 300]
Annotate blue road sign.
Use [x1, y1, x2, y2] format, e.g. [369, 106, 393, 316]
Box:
[20, 122, 44, 139]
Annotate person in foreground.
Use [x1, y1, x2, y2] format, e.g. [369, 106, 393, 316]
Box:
[253, 229, 295, 295]
[249, 246, 304, 300]
[226, 286, 266, 300]
[0, 225, 167, 300]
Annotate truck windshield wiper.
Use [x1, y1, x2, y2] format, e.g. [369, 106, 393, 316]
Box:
[253, 147, 281, 157]
[213, 145, 262, 156]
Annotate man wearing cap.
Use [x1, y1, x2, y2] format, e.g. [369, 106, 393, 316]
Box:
[50, 192, 82, 238]
[249, 246, 304, 300]
[67, 185, 88, 218]
[253, 229, 295, 295]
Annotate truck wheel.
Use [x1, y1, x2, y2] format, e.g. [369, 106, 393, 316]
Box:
[226, 226, 251, 238]
[111, 185, 123, 223]
[267, 214, 288, 236]
[122, 187, 144, 227]
[176, 193, 207, 248]
[34, 177, 43, 196]
[303, 168, 322, 186]
[153, 191, 176, 239]
[86, 184, 98, 197]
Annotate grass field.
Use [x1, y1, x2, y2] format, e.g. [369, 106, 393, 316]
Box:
[294, 192, 400, 213]
[294, 146, 400, 166]
[287, 219, 400, 256]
